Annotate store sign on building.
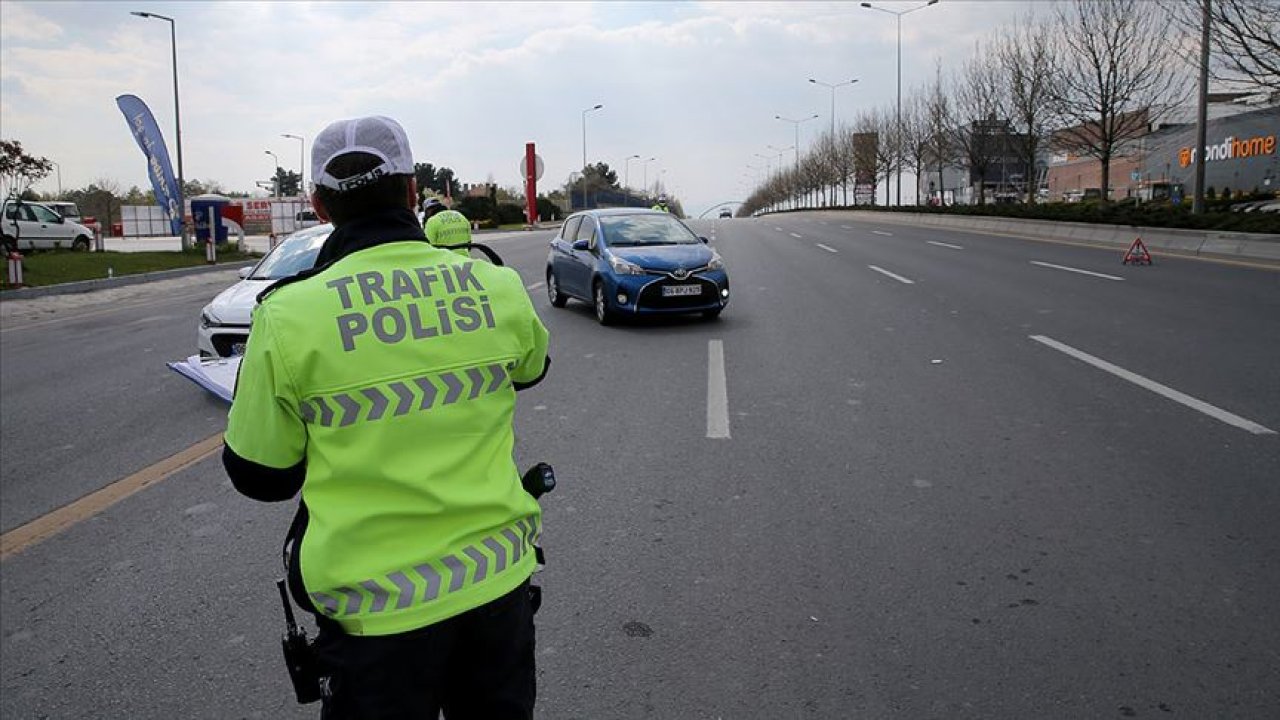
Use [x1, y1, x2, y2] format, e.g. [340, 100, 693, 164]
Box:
[1179, 134, 1277, 168]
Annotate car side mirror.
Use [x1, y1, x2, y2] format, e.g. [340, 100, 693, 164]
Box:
[699, 235, 709, 244]
[238, 267, 252, 279]
[571, 239, 589, 251]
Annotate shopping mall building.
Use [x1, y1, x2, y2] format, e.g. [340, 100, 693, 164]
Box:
[1045, 103, 1278, 202]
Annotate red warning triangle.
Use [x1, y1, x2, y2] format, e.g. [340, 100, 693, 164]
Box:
[1122, 237, 1152, 265]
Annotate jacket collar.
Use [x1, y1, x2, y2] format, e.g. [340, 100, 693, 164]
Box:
[314, 208, 425, 266]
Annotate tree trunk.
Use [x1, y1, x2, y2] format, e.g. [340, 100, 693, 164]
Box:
[1100, 151, 1111, 203]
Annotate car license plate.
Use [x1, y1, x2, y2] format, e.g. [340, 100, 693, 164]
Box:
[662, 285, 701, 297]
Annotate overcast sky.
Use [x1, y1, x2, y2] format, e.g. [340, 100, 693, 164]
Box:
[2, 0, 1045, 217]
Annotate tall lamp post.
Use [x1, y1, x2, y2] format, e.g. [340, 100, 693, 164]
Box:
[50, 161, 62, 198]
[623, 154, 641, 206]
[281, 133, 305, 198]
[809, 78, 858, 206]
[264, 150, 280, 199]
[861, 0, 938, 206]
[808, 77, 858, 139]
[580, 104, 603, 209]
[131, 10, 187, 247]
[775, 115, 817, 208]
[641, 157, 656, 201]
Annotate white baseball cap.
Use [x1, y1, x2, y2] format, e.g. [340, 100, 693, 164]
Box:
[311, 115, 414, 192]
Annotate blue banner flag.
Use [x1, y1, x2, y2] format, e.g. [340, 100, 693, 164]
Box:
[116, 94, 182, 236]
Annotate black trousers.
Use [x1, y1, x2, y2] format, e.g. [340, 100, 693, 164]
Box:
[314, 581, 536, 720]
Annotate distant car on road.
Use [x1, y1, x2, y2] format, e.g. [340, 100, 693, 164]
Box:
[197, 223, 331, 357]
[719, 209, 733, 218]
[2, 199, 96, 252]
[545, 208, 729, 324]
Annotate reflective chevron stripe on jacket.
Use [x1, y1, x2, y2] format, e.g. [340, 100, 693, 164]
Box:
[308, 515, 539, 620]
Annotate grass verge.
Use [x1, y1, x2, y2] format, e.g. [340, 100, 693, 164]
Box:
[1, 248, 261, 290]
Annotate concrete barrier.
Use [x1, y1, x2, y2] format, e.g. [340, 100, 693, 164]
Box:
[836, 211, 1279, 264]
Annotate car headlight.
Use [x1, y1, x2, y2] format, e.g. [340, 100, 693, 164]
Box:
[200, 307, 222, 329]
[706, 250, 725, 271]
[608, 254, 645, 275]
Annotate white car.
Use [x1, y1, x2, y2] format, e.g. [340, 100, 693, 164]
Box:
[198, 223, 331, 357]
[2, 199, 97, 252]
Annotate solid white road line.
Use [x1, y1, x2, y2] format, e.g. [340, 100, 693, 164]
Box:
[927, 240, 964, 250]
[1030, 335, 1276, 435]
[1030, 261, 1124, 281]
[867, 265, 916, 284]
[707, 340, 731, 439]
[789, 232, 804, 239]
[816, 243, 839, 253]
[872, 230, 893, 236]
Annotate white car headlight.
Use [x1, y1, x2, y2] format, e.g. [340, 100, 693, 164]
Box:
[608, 254, 645, 275]
[707, 250, 724, 270]
[200, 307, 222, 329]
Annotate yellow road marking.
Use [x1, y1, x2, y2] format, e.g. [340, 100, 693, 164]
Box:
[0, 433, 225, 562]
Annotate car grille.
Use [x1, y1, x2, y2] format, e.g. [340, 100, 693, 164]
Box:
[637, 277, 719, 310]
[212, 333, 249, 357]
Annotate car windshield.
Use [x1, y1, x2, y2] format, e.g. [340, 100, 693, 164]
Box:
[249, 224, 332, 279]
[600, 215, 699, 247]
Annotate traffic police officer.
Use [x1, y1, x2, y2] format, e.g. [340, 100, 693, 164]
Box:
[425, 208, 473, 256]
[223, 115, 550, 719]
[651, 194, 671, 213]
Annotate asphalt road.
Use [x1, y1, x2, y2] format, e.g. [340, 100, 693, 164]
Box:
[2, 213, 1277, 719]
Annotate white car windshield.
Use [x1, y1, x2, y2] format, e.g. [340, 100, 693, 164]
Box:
[249, 224, 332, 280]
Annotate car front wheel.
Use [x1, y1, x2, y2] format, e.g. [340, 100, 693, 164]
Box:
[593, 280, 615, 325]
[72, 235, 92, 252]
[547, 270, 567, 308]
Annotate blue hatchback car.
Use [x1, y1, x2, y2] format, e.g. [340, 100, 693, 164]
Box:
[545, 209, 729, 324]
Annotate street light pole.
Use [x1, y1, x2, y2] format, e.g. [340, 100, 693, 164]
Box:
[131, 10, 187, 247]
[264, 150, 280, 199]
[642, 157, 656, 200]
[776, 115, 818, 208]
[808, 77, 858, 139]
[580, 104, 603, 209]
[623, 154, 641, 206]
[282, 134, 305, 198]
[50, 161, 62, 198]
[861, 0, 937, 207]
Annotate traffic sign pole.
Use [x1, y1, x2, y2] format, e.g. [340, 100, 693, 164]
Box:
[525, 143, 537, 225]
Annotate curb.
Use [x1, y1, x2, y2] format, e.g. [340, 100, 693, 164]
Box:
[0, 260, 257, 301]
[830, 210, 1280, 267]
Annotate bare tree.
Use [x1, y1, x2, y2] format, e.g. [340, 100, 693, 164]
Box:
[922, 64, 956, 206]
[951, 41, 1006, 206]
[899, 92, 931, 207]
[1163, 0, 1280, 93]
[1051, 0, 1188, 201]
[996, 14, 1058, 204]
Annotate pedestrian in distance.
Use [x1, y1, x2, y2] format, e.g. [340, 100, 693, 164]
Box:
[222, 114, 551, 719]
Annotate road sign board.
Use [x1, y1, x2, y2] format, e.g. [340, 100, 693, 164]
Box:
[521, 154, 545, 181]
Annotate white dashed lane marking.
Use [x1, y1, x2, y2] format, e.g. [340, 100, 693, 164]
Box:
[927, 241, 964, 250]
[789, 232, 803, 239]
[867, 265, 915, 284]
[816, 244, 839, 253]
[872, 230, 893, 236]
[1030, 261, 1124, 281]
[707, 340, 730, 439]
[1030, 335, 1276, 435]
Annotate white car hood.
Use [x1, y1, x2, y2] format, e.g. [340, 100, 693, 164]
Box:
[207, 279, 271, 325]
